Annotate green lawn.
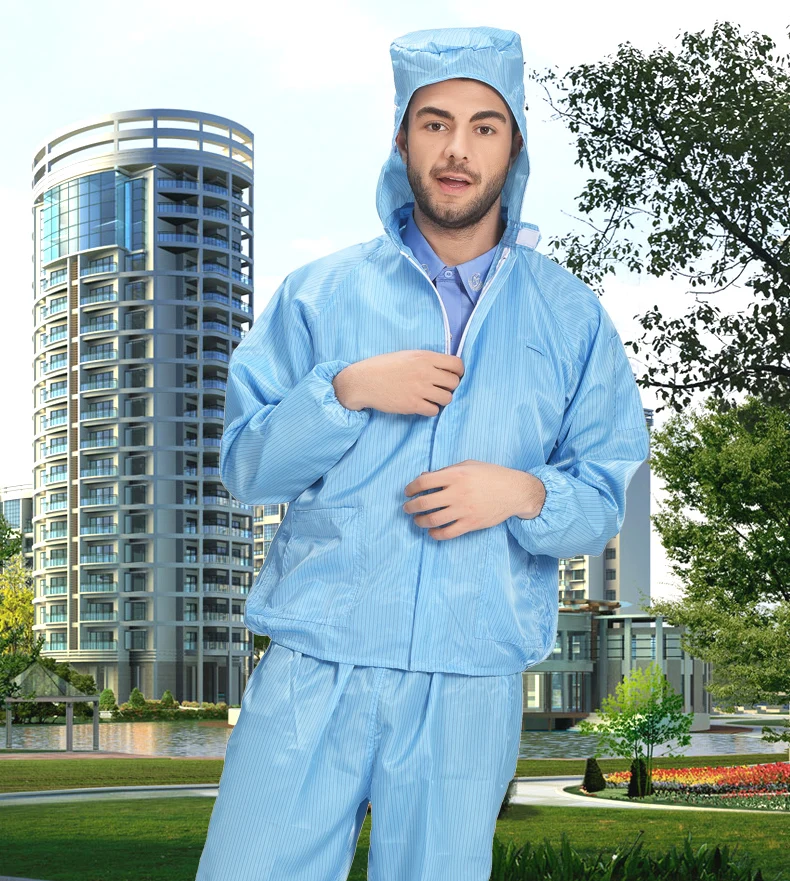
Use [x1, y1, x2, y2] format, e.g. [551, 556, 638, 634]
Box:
[0, 752, 783, 793]
[0, 799, 787, 881]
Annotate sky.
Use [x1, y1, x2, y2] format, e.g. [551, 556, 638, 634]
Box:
[1, 0, 786, 603]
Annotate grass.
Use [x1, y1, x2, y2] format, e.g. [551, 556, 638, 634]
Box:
[0, 752, 784, 793]
[0, 799, 787, 881]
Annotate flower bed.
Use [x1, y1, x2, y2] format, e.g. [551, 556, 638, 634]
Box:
[599, 761, 790, 810]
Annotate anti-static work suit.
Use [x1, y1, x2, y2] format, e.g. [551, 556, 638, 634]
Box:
[196, 25, 650, 881]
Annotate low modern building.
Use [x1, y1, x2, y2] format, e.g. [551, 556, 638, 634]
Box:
[522, 601, 711, 732]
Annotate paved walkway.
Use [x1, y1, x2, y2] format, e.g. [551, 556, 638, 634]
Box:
[1, 775, 783, 815]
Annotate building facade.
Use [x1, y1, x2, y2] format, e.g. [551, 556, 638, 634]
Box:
[31, 109, 254, 706]
[0, 483, 35, 566]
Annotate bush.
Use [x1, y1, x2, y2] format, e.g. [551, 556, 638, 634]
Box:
[498, 778, 517, 818]
[113, 699, 228, 722]
[160, 689, 176, 707]
[98, 688, 117, 710]
[628, 756, 654, 798]
[128, 687, 146, 708]
[582, 757, 607, 793]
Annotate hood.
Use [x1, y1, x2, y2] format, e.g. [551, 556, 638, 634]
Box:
[376, 26, 540, 250]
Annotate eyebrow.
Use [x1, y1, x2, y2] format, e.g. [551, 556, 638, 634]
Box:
[414, 106, 508, 125]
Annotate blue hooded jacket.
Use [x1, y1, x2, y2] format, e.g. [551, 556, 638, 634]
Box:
[220, 27, 651, 675]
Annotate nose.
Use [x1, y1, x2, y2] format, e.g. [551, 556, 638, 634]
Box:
[443, 128, 470, 162]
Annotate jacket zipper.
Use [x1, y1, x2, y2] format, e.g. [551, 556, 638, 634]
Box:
[400, 241, 512, 669]
[455, 246, 510, 359]
[400, 250, 452, 354]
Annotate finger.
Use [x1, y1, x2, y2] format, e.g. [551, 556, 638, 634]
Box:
[429, 521, 465, 540]
[403, 489, 451, 514]
[404, 470, 451, 496]
[414, 507, 456, 529]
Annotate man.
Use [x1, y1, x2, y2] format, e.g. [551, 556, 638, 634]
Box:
[196, 26, 649, 881]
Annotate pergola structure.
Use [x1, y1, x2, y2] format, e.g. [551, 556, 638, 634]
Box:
[4, 661, 100, 751]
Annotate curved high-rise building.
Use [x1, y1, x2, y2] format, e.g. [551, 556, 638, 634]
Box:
[31, 110, 254, 705]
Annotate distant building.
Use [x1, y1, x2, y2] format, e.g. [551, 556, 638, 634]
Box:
[31, 109, 254, 705]
[0, 483, 35, 566]
[522, 601, 711, 732]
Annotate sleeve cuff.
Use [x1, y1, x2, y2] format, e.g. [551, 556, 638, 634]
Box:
[312, 359, 371, 426]
[506, 464, 570, 541]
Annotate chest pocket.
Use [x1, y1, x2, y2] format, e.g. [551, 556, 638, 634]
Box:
[516, 333, 566, 446]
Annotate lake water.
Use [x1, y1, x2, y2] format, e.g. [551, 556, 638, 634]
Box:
[3, 719, 788, 760]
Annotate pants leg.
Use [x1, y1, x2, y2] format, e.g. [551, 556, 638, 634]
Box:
[367, 667, 523, 881]
[195, 643, 380, 881]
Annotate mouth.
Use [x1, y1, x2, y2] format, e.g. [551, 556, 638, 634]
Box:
[435, 174, 473, 194]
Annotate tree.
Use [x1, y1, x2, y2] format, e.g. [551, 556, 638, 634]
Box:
[532, 21, 790, 413]
[0, 630, 44, 712]
[577, 662, 693, 796]
[645, 394, 790, 755]
[0, 553, 35, 655]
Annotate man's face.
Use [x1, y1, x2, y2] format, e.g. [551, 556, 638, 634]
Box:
[394, 78, 523, 230]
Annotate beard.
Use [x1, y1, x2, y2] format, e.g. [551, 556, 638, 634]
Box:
[406, 157, 510, 230]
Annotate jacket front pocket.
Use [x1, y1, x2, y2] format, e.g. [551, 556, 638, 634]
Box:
[474, 523, 544, 650]
[260, 505, 365, 625]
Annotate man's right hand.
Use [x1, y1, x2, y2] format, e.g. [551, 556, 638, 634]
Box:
[333, 350, 465, 417]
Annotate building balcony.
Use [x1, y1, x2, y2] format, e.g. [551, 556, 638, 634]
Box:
[80, 580, 117, 592]
[81, 408, 118, 421]
[42, 612, 68, 623]
[80, 263, 117, 278]
[42, 584, 68, 596]
[81, 639, 117, 650]
[80, 289, 117, 306]
[82, 610, 117, 621]
[81, 378, 118, 392]
[80, 495, 118, 506]
[81, 465, 118, 478]
[80, 553, 118, 564]
[42, 558, 68, 569]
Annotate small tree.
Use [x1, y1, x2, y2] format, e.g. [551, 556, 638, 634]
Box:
[99, 688, 117, 711]
[578, 662, 693, 796]
[128, 686, 146, 707]
[582, 757, 607, 793]
[160, 689, 175, 707]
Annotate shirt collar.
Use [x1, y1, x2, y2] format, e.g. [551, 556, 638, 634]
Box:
[400, 211, 499, 304]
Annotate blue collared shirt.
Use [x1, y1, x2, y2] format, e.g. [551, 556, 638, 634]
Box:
[401, 211, 499, 355]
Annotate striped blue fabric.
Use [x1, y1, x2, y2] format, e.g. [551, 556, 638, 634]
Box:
[196, 642, 522, 881]
[219, 26, 650, 677]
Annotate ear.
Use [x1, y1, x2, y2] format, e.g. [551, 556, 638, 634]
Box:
[395, 126, 408, 163]
[509, 130, 523, 165]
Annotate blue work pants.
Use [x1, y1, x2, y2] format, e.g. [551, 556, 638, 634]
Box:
[196, 641, 523, 880]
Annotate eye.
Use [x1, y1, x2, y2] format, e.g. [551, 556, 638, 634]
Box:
[477, 125, 495, 136]
[426, 122, 447, 132]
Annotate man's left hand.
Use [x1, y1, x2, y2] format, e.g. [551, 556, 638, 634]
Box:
[402, 459, 546, 540]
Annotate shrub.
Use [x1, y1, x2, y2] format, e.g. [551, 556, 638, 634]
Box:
[582, 757, 607, 793]
[628, 756, 654, 798]
[98, 688, 117, 710]
[160, 689, 176, 707]
[128, 687, 146, 708]
[498, 778, 517, 818]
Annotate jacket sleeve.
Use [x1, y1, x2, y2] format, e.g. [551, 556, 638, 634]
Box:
[505, 306, 650, 558]
[219, 274, 371, 505]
